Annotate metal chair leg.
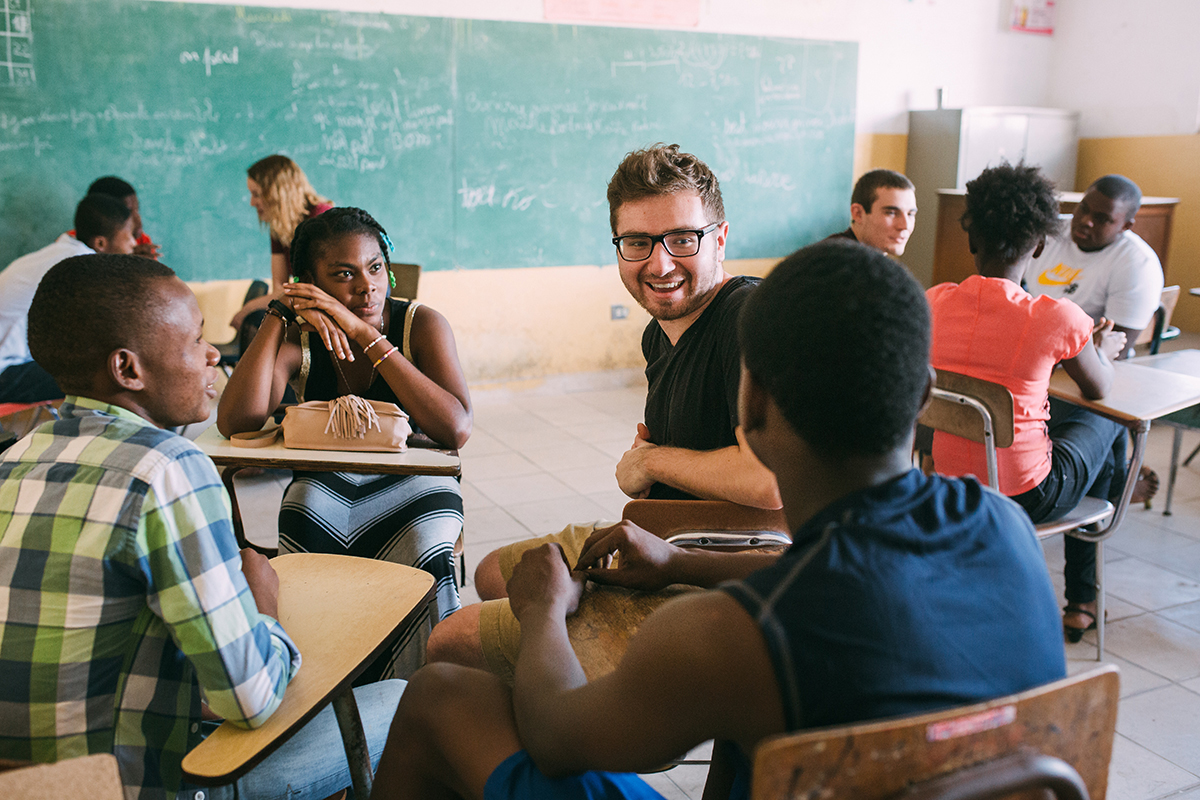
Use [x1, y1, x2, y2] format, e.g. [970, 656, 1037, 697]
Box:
[1184, 438, 1200, 467]
[1166, 427, 1183, 516]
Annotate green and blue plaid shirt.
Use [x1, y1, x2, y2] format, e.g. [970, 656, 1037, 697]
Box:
[0, 398, 301, 799]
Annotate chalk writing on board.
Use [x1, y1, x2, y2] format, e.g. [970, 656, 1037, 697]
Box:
[0, 134, 49, 155]
[179, 46, 239, 77]
[457, 180, 537, 212]
[235, 7, 292, 24]
[742, 170, 796, 191]
[2, 0, 35, 86]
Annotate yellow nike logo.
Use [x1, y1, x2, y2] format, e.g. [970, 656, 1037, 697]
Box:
[1036, 263, 1082, 286]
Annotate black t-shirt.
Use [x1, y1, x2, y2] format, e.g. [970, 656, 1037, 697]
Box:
[641, 275, 760, 500]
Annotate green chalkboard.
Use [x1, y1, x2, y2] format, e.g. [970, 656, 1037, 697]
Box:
[0, 1, 856, 280]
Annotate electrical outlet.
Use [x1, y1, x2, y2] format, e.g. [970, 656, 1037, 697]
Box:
[611, 304, 629, 320]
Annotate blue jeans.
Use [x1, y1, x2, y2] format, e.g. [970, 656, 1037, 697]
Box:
[1013, 398, 1126, 604]
[177, 679, 404, 800]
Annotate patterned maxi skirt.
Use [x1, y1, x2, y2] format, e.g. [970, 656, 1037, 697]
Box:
[278, 470, 463, 681]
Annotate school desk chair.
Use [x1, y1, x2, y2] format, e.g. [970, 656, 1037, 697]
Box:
[750, 664, 1119, 800]
[1131, 285, 1180, 356]
[565, 499, 789, 693]
[0, 753, 124, 800]
[918, 369, 1115, 659]
[390, 262, 421, 301]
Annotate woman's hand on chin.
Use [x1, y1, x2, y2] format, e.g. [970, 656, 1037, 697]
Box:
[283, 283, 374, 343]
[298, 308, 355, 361]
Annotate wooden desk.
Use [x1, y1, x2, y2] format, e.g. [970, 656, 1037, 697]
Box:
[1048, 361, 1200, 655]
[1128, 350, 1200, 515]
[932, 191, 1179, 287]
[181, 554, 434, 797]
[194, 425, 460, 477]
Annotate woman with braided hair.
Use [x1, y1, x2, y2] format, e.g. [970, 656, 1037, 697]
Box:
[218, 207, 472, 679]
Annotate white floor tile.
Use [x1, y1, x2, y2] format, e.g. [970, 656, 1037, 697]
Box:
[503, 495, 615, 536]
[1102, 615, 1200, 682]
[635, 771, 690, 799]
[472, 472, 579, 507]
[1067, 652, 1171, 698]
[1107, 734, 1200, 800]
[556, 463, 623, 496]
[460, 451, 543, 481]
[457, 428, 511, 457]
[522, 442, 615, 473]
[1116, 685, 1200, 775]
[489, 424, 583, 453]
[1104, 557, 1200, 613]
[459, 479, 495, 511]
[560, 419, 642, 445]
[463, 505, 534, 546]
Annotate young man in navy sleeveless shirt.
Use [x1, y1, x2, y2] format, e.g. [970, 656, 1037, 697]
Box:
[371, 240, 1066, 800]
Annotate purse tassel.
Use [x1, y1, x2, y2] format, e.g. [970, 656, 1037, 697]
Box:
[324, 395, 382, 439]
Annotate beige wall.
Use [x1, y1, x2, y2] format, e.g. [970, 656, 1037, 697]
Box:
[1075, 136, 1200, 332]
[853, 133, 908, 180]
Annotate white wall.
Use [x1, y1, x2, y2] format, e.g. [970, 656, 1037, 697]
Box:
[166, 0, 1058, 136]
[1049, 0, 1200, 138]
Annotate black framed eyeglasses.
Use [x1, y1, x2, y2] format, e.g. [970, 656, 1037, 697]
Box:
[612, 221, 722, 262]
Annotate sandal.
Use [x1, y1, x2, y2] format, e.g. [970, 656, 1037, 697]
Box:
[1062, 605, 1097, 644]
[1132, 466, 1160, 508]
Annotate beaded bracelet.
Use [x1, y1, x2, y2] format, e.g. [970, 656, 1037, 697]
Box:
[364, 334, 388, 352]
[372, 346, 399, 370]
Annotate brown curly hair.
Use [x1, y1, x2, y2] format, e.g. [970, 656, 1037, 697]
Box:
[606, 143, 724, 234]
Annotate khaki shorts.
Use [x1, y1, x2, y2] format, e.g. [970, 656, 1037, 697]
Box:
[480, 520, 614, 683]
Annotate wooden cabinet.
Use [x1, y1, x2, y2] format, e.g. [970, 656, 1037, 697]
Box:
[930, 190, 1179, 287]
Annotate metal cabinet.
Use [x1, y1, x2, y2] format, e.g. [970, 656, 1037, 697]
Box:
[902, 107, 1079, 286]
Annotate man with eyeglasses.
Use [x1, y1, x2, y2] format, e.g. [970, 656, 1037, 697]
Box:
[426, 144, 781, 679]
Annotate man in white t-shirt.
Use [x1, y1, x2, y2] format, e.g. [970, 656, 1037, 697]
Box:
[0, 194, 138, 404]
[1022, 173, 1162, 639]
[1023, 174, 1163, 358]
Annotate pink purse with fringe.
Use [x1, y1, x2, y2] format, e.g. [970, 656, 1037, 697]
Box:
[282, 396, 411, 452]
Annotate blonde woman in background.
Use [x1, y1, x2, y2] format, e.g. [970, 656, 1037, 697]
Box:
[230, 155, 334, 332]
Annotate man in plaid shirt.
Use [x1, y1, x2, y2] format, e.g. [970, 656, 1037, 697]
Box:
[0, 254, 402, 799]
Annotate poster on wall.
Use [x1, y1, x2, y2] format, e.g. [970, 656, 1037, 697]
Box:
[1011, 0, 1055, 35]
[544, 0, 700, 27]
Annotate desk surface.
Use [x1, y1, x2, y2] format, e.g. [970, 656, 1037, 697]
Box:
[1049, 360, 1200, 425]
[194, 424, 461, 477]
[1130, 349, 1200, 378]
[181, 554, 434, 785]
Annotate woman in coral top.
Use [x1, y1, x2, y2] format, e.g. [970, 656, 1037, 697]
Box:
[926, 162, 1126, 643]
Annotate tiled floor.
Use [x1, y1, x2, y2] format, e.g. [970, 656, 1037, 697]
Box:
[229, 356, 1200, 800]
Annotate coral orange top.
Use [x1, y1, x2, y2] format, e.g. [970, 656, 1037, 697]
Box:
[926, 275, 1092, 496]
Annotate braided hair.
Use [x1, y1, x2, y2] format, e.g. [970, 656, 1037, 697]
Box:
[288, 207, 393, 282]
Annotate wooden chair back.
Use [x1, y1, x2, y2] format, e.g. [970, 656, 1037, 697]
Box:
[751, 665, 1120, 800]
[0, 754, 123, 799]
[922, 369, 1015, 448]
[919, 369, 1015, 490]
[391, 262, 421, 300]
